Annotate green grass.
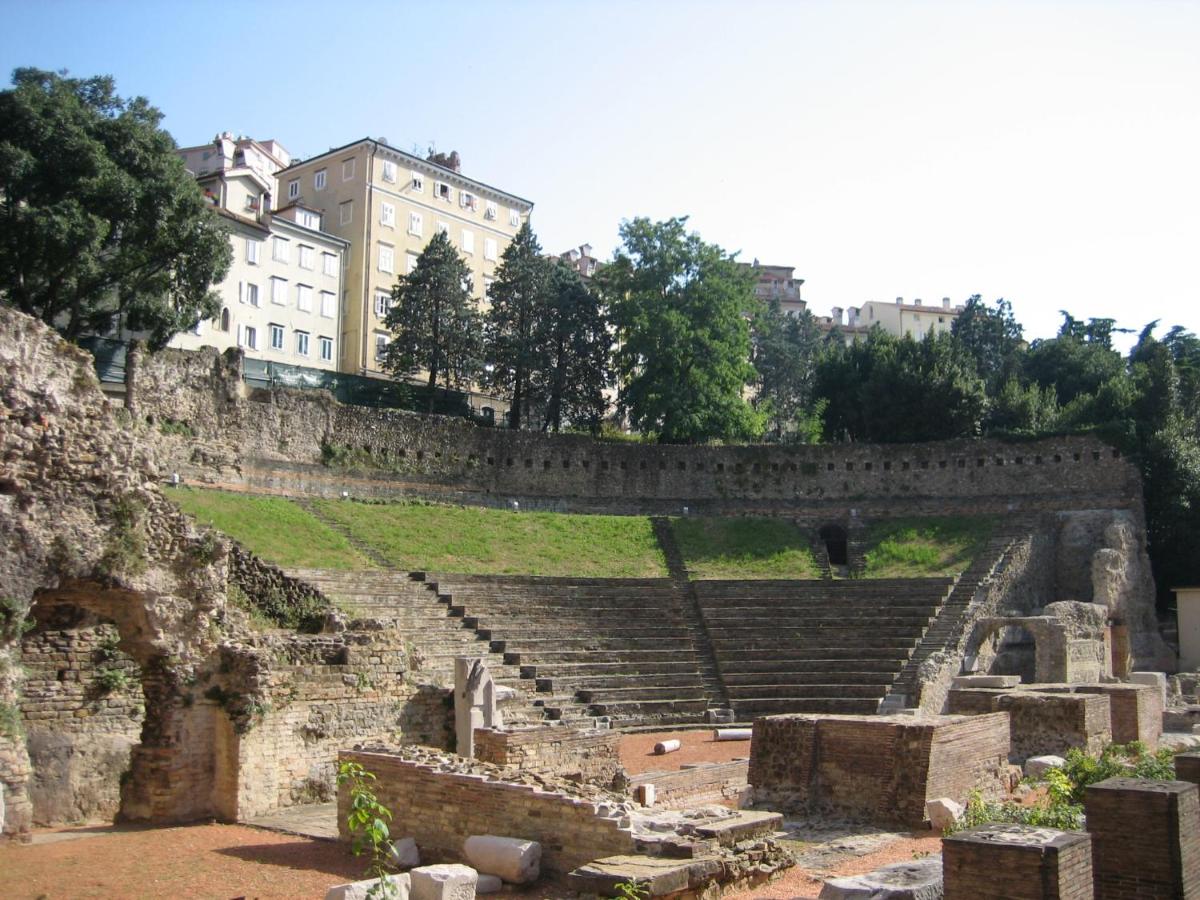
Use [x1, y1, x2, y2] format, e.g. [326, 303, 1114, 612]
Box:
[170, 488, 372, 570]
[311, 500, 669, 577]
[860, 516, 995, 578]
[671, 516, 820, 579]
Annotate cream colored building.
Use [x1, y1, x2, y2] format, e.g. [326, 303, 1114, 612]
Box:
[844, 297, 964, 341]
[276, 139, 534, 380]
[168, 138, 347, 371]
[743, 262, 806, 318]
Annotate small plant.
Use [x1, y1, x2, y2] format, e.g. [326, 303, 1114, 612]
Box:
[0, 700, 23, 740]
[356, 671, 373, 692]
[1, 597, 32, 643]
[94, 666, 129, 694]
[948, 788, 1084, 834]
[98, 496, 148, 579]
[1057, 741, 1176, 804]
[338, 760, 401, 899]
[613, 879, 649, 900]
[158, 419, 195, 438]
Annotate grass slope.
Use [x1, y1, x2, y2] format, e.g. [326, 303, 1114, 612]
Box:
[861, 516, 995, 578]
[311, 500, 669, 577]
[171, 488, 372, 570]
[672, 516, 820, 579]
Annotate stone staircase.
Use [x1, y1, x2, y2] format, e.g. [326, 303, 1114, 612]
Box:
[693, 578, 956, 719]
[426, 573, 713, 728]
[878, 521, 1036, 712]
[286, 568, 584, 728]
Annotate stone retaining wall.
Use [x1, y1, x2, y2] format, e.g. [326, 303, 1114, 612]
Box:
[628, 761, 751, 809]
[747, 713, 1010, 826]
[473, 726, 621, 784]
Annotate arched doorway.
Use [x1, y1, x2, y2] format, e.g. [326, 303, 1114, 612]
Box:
[819, 524, 849, 566]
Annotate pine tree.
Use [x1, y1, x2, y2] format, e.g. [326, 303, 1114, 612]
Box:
[536, 261, 611, 433]
[383, 231, 481, 413]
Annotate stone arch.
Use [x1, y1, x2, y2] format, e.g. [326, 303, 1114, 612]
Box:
[968, 620, 1037, 684]
[818, 523, 849, 566]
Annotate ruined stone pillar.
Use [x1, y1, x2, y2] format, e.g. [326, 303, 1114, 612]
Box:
[454, 657, 500, 759]
[942, 823, 1093, 900]
[1085, 777, 1200, 899]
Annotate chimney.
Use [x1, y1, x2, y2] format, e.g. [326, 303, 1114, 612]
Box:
[942, 297, 951, 309]
[914, 298, 922, 307]
[831, 306, 844, 325]
[895, 297, 903, 306]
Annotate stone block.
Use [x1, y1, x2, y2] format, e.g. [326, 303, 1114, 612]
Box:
[325, 873, 411, 900]
[410, 865, 478, 900]
[568, 855, 724, 897]
[924, 798, 963, 832]
[952, 675, 1022, 689]
[387, 837, 420, 869]
[1024, 755, 1066, 779]
[1176, 751, 1200, 786]
[462, 835, 541, 884]
[474, 874, 502, 895]
[819, 856, 943, 899]
[1131, 671, 1168, 706]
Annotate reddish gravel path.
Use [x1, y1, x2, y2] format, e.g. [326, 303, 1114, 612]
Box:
[619, 728, 751, 775]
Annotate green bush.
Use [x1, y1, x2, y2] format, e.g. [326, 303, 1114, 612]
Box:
[1057, 741, 1175, 804]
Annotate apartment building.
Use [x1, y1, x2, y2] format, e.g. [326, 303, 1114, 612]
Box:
[559, 243, 601, 280]
[179, 132, 291, 184]
[276, 139, 534, 379]
[845, 297, 964, 340]
[168, 138, 347, 371]
[743, 262, 806, 318]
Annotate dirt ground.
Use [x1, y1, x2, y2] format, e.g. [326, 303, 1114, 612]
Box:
[0, 730, 942, 899]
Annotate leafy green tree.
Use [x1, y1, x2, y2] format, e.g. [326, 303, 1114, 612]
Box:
[482, 222, 551, 429]
[751, 300, 824, 442]
[600, 217, 763, 444]
[815, 330, 986, 443]
[535, 261, 611, 433]
[1023, 313, 1126, 406]
[985, 377, 1060, 434]
[383, 231, 481, 413]
[951, 295, 1025, 393]
[0, 68, 231, 348]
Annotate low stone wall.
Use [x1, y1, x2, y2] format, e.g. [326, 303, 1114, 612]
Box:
[948, 687, 1112, 762]
[337, 747, 636, 875]
[943, 824, 1094, 900]
[629, 761, 751, 810]
[747, 713, 1010, 826]
[473, 726, 621, 785]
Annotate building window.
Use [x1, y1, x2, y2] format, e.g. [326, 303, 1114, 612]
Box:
[297, 284, 313, 312]
[484, 238, 497, 261]
[246, 238, 260, 264]
[339, 200, 353, 225]
[287, 179, 299, 200]
[245, 282, 259, 307]
[242, 325, 258, 350]
[374, 292, 391, 318]
[463, 273, 474, 294]
[272, 236, 289, 262]
[269, 324, 285, 351]
[438, 221, 450, 235]
[299, 210, 320, 229]
[322, 253, 337, 276]
[460, 191, 477, 211]
[411, 170, 424, 192]
[381, 160, 397, 183]
[320, 290, 336, 318]
[435, 181, 451, 202]
[270, 276, 287, 305]
[314, 169, 327, 191]
[375, 333, 389, 360]
[485, 201, 497, 220]
[407, 252, 419, 274]
[462, 230, 474, 254]
[483, 276, 494, 301]
[378, 244, 394, 274]
[299, 245, 314, 269]
[509, 208, 520, 227]
[218, 308, 230, 332]
[342, 158, 355, 181]
[409, 212, 423, 236]
[295, 331, 310, 356]
[380, 202, 395, 227]
[319, 335, 333, 362]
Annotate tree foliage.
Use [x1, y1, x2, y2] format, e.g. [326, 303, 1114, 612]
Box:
[600, 217, 762, 444]
[951, 295, 1024, 393]
[535, 261, 611, 433]
[382, 230, 481, 413]
[751, 300, 824, 442]
[0, 68, 231, 348]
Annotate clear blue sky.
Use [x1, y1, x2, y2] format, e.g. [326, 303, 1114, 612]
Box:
[3, 0, 1198, 350]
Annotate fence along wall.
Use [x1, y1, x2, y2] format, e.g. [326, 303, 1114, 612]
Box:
[131, 346, 1143, 512]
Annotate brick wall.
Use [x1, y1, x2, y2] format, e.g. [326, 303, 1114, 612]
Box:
[943, 824, 1093, 900]
[337, 749, 636, 875]
[473, 726, 621, 784]
[629, 761, 750, 810]
[747, 713, 1010, 826]
[948, 688, 1112, 762]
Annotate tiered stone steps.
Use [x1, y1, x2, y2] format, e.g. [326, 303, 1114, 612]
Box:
[426, 574, 712, 728]
[693, 578, 955, 718]
[286, 568, 589, 727]
[879, 522, 1036, 711]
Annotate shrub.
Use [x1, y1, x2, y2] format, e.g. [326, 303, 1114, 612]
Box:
[338, 760, 402, 898]
[1057, 741, 1175, 804]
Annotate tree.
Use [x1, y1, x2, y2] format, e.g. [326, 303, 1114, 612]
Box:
[482, 222, 550, 429]
[382, 231, 481, 413]
[0, 68, 231, 349]
[1023, 313, 1126, 406]
[535, 261, 611, 433]
[600, 217, 763, 444]
[951, 295, 1025, 393]
[751, 300, 824, 442]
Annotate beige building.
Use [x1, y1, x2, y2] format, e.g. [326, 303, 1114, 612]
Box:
[169, 136, 347, 371]
[744, 262, 806, 318]
[844, 297, 965, 341]
[276, 139, 534, 380]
